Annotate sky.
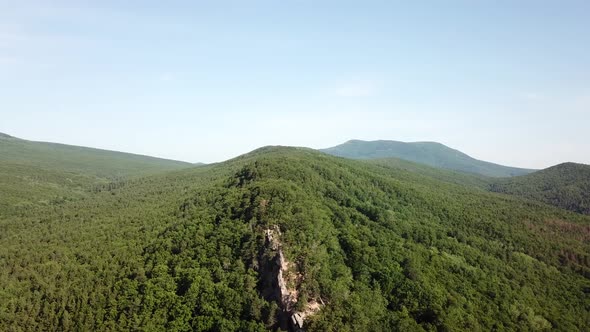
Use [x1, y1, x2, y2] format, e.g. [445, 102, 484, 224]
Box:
[1, 0, 589, 168]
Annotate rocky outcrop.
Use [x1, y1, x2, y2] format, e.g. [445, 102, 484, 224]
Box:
[259, 226, 321, 331]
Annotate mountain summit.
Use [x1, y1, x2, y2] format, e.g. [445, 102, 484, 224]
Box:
[320, 139, 534, 177]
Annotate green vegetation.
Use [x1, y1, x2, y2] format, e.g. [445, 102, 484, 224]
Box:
[0, 134, 191, 178]
[365, 157, 492, 189]
[490, 162, 590, 215]
[1, 143, 589, 331]
[321, 139, 534, 177]
[0, 133, 192, 216]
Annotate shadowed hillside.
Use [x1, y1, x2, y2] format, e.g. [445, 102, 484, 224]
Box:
[490, 162, 590, 215]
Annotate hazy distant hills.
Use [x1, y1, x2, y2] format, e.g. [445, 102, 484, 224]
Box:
[0, 132, 192, 215]
[321, 139, 535, 177]
[0, 132, 191, 178]
[490, 162, 590, 215]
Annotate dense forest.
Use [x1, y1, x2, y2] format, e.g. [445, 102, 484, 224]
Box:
[1, 141, 589, 331]
[0, 134, 191, 217]
[490, 162, 590, 215]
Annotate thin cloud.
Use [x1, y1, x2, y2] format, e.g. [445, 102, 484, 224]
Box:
[0, 56, 21, 65]
[521, 92, 544, 101]
[159, 73, 175, 82]
[335, 80, 378, 97]
[0, 31, 29, 49]
[572, 93, 590, 113]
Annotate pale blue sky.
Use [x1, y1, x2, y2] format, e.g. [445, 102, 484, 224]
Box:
[1, 1, 588, 167]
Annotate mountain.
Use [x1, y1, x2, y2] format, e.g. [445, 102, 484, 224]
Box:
[0, 133, 192, 216]
[1, 145, 588, 331]
[490, 162, 590, 215]
[366, 156, 590, 216]
[320, 139, 535, 177]
[0, 133, 191, 177]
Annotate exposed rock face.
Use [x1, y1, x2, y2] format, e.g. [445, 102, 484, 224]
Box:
[259, 226, 321, 331]
[277, 250, 296, 311]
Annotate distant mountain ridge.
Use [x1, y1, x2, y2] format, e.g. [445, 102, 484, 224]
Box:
[0, 132, 18, 139]
[0, 132, 193, 215]
[320, 139, 535, 177]
[0, 133, 191, 177]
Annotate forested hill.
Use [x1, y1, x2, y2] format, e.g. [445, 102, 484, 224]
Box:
[364, 157, 492, 189]
[0, 133, 192, 216]
[490, 162, 590, 215]
[320, 139, 535, 177]
[0, 133, 191, 177]
[1, 146, 588, 331]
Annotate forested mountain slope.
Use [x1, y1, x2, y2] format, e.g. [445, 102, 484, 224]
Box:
[321, 139, 534, 177]
[0, 133, 192, 216]
[0, 146, 588, 331]
[490, 162, 590, 215]
[0, 133, 191, 177]
[364, 157, 492, 189]
[368, 158, 590, 216]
